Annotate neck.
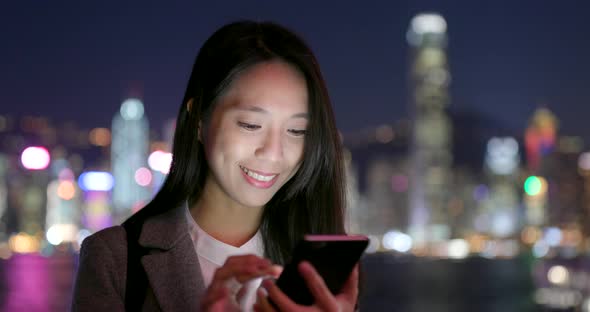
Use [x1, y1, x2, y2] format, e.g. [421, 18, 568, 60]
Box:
[190, 182, 264, 247]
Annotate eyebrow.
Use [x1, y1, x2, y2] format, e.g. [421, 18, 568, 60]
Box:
[233, 105, 308, 119]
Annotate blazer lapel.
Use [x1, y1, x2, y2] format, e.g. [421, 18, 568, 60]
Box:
[138, 204, 206, 311]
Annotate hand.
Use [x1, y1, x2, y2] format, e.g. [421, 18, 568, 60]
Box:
[254, 261, 359, 312]
[200, 254, 279, 312]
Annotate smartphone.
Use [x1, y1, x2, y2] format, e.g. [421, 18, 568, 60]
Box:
[273, 234, 369, 306]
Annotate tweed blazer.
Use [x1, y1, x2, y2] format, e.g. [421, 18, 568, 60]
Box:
[71, 204, 207, 311]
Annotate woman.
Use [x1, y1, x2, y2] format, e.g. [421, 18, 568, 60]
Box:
[72, 20, 359, 311]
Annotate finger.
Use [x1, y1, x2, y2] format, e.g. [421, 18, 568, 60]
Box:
[338, 263, 359, 302]
[224, 254, 272, 271]
[261, 278, 303, 312]
[200, 284, 229, 310]
[208, 295, 238, 312]
[298, 261, 338, 311]
[255, 288, 277, 312]
[213, 255, 273, 283]
[270, 265, 283, 278]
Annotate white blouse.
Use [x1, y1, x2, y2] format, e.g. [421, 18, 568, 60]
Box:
[185, 205, 264, 311]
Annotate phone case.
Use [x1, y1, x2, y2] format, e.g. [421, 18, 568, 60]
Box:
[274, 235, 369, 306]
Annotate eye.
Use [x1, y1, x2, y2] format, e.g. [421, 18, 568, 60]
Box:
[288, 129, 307, 137]
[237, 121, 261, 131]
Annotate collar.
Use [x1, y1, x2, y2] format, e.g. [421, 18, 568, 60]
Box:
[138, 202, 189, 250]
[184, 203, 264, 265]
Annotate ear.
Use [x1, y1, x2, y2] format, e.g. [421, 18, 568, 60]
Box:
[186, 98, 194, 113]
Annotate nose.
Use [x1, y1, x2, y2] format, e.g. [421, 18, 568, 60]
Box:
[255, 129, 283, 162]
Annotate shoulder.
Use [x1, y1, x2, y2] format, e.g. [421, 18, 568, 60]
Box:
[73, 226, 128, 310]
[78, 226, 128, 280]
[80, 225, 127, 257]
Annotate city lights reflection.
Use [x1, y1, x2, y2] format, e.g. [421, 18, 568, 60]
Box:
[447, 239, 469, 259]
[534, 288, 583, 309]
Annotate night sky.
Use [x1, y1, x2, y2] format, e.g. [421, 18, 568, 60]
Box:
[2, 1, 590, 142]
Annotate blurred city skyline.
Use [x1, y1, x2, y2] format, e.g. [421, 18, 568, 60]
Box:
[2, 1, 590, 143]
[1, 4, 590, 310]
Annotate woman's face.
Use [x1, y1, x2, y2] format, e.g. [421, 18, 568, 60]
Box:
[202, 60, 308, 209]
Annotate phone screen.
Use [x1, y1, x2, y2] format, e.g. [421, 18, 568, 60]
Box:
[273, 234, 369, 306]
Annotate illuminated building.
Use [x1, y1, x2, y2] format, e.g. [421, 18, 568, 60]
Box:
[522, 108, 557, 227]
[111, 98, 151, 222]
[78, 171, 114, 231]
[342, 123, 411, 236]
[45, 176, 81, 245]
[406, 13, 453, 243]
[477, 137, 521, 237]
[343, 148, 362, 234]
[543, 137, 586, 230]
[525, 108, 558, 172]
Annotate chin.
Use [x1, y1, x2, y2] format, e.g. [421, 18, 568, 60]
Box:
[239, 194, 275, 209]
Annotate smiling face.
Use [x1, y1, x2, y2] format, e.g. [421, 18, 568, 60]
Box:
[200, 60, 308, 210]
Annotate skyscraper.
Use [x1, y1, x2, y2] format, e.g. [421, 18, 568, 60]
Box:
[523, 107, 558, 226]
[406, 13, 453, 243]
[111, 98, 151, 222]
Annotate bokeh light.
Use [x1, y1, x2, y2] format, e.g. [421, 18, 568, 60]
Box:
[120, 98, 144, 120]
[448, 239, 469, 259]
[410, 13, 447, 35]
[148, 150, 173, 174]
[9, 233, 40, 253]
[365, 235, 380, 253]
[382, 231, 413, 252]
[21, 146, 50, 170]
[46, 224, 78, 246]
[78, 171, 114, 192]
[547, 265, 570, 285]
[533, 240, 549, 258]
[521, 226, 542, 245]
[544, 227, 562, 247]
[524, 176, 547, 196]
[134, 167, 152, 187]
[57, 180, 76, 200]
[375, 125, 394, 143]
[88, 128, 111, 146]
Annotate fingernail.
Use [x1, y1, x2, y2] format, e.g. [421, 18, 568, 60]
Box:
[299, 261, 311, 272]
[262, 278, 273, 289]
[257, 287, 268, 297]
[261, 274, 276, 280]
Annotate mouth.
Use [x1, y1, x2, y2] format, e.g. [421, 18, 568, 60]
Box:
[239, 165, 278, 182]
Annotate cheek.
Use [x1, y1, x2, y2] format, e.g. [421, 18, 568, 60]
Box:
[286, 141, 305, 169]
[208, 129, 256, 164]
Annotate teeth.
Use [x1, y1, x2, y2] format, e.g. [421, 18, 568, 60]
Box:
[240, 166, 276, 182]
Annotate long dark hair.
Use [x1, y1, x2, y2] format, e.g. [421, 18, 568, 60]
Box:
[128, 20, 345, 264]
